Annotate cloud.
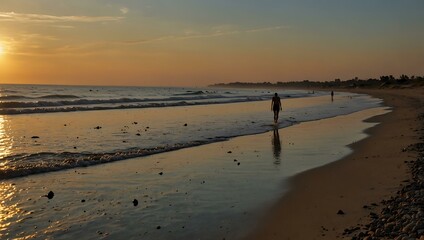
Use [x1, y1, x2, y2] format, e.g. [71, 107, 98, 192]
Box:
[120, 7, 129, 15]
[6, 25, 290, 57]
[9, 42, 111, 57]
[123, 25, 290, 45]
[22, 33, 59, 41]
[52, 25, 76, 29]
[245, 25, 288, 33]
[0, 11, 124, 23]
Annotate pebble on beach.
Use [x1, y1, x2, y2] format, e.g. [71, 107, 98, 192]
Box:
[45, 191, 54, 199]
[133, 199, 138, 206]
[349, 119, 424, 240]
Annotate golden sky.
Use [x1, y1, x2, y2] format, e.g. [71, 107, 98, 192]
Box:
[0, 1, 423, 86]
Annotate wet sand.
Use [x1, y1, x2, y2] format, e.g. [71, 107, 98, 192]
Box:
[247, 88, 424, 239]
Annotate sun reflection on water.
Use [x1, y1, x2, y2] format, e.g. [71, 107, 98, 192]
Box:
[0, 183, 20, 238]
[0, 115, 12, 161]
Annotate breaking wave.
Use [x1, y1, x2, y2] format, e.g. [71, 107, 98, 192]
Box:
[0, 139, 226, 179]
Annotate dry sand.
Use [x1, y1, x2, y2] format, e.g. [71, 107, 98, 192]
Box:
[247, 88, 424, 239]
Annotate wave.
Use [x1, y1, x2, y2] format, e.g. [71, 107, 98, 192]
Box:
[0, 140, 225, 180]
[0, 92, 276, 113]
[0, 95, 230, 108]
[0, 95, 27, 100]
[37, 94, 80, 99]
[0, 92, 314, 115]
[0, 94, 80, 101]
[0, 98, 262, 115]
[0, 90, 18, 93]
[173, 90, 205, 96]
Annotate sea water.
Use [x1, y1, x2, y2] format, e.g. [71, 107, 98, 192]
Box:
[0, 85, 381, 179]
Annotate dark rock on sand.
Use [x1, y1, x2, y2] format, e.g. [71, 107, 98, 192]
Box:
[133, 199, 138, 206]
[94, 126, 102, 129]
[159, 172, 163, 175]
[184, 123, 188, 126]
[156, 226, 161, 230]
[46, 191, 54, 199]
[31, 136, 40, 139]
[337, 210, 345, 215]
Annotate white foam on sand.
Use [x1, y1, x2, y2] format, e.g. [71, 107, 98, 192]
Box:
[0, 106, 390, 239]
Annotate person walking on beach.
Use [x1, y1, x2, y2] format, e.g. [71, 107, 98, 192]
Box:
[331, 91, 334, 101]
[271, 93, 282, 124]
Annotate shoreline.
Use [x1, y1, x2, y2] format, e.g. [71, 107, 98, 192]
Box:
[247, 88, 424, 239]
[0, 96, 389, 239]
[0, 92, 377, 180]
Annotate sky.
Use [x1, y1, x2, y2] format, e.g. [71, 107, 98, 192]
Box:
[0, 0, 423, 87]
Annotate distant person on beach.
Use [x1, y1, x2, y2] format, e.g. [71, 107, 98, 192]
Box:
[331, 91, 334, 101]
[271, 93, 282, 123]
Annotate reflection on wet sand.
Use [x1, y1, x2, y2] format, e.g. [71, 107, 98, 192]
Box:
[0, 183, 21, 238]
[272, 127, 282, 165]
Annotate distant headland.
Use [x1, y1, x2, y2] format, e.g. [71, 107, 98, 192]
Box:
[210, 75, 424, 89]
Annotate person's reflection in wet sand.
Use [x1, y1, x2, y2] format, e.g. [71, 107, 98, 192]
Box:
[272, 127, 282, 165]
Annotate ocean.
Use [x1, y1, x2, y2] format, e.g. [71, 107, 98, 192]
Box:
[0, 84, 387, 239]
[0, 84, 381, 179]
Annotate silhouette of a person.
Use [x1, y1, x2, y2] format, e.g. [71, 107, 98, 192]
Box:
[271, 93, 282, 123]
[331, 91, 334, 101]
[272, 127, 282, 164]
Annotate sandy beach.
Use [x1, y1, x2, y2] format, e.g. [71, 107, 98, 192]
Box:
[1, 88, 422, 239]
[247, 88, 424, 239]
[2, 1, 422, 239]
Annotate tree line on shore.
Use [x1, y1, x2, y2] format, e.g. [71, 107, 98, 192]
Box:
[211, 74, 424, 89]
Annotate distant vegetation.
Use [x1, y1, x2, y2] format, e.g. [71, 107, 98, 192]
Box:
[211, 75, 424, 89]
